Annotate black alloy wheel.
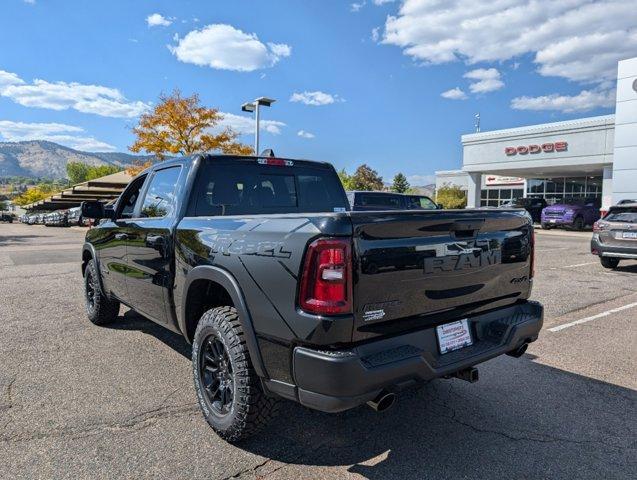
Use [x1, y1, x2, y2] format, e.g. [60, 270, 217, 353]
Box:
[85, 268, 97, 314]
[83, 258, 120, 325]
[199, 335, 234, 416]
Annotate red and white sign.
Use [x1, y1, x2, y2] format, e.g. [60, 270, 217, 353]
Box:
[485, 175, 524, 186]
[505, 141, 568, 156]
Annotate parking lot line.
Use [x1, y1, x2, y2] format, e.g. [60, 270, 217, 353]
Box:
[548, 261, 597, 270]
[549, 301, 637, 332]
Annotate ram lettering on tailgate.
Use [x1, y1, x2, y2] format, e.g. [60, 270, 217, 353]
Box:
[424, 250, 501, 274]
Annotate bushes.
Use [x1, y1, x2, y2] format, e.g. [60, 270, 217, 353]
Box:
[436, 184, 467, 209]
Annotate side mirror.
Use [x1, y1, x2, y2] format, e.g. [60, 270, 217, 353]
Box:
[81, 201, 112, 220]
[437, 203, 444, 209]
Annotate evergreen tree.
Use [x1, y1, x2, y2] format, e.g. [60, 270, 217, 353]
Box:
[391, 173, 410, 193]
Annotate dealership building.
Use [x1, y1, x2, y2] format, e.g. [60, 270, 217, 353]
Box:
[436, 57, 637, 212]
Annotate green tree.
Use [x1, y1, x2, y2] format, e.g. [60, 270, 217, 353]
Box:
[66, 162, 91, 184]
[436, 184, 467, 209]
[351, 164, 383, 191]
[337, 169, 355, 190]
[67, 162, 121, 184]
[391, 173, 410, 193]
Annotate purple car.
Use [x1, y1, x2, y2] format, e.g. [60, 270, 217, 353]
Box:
[541, 197, 601, 230]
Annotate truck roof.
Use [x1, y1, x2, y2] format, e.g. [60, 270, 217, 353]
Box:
[141, 153, 334, 174]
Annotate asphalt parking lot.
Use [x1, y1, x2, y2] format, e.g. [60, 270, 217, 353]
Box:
[1, 222, 635, 480]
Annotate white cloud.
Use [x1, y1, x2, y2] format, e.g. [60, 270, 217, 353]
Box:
[267, 42, 291, 58]
[351, 2, 366, 12]
[23, 0, 36, 4]
[0, 120, 116, 151]
[169, 24, 291, 72]
[0, 70, 24, 91]
[371, 27, 380, 43]
[441, 87, 467, 100]
[220, 113, 286, 135]
[289, 90, 343, 106]
[511, 88, 616, 113]
[146, 13, 172, 27]
[297, 130, 315, 139]
[463, 68, 504, 94]
[407, 174, 435, 186]
[381, 0, 637, 84]
[0, 75, 150, 118]
[373, 0, 396, 5]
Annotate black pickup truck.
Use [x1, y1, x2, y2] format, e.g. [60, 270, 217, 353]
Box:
[80, 154, 543, 442]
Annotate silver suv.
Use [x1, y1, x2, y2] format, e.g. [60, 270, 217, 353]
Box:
[591, 203, 637, 268]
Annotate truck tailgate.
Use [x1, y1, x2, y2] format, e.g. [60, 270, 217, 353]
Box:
[349, 210, 533, 341]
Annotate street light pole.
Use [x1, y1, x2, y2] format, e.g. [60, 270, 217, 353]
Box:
[241, 97, 275, 156]
[254, 101, 260, 155]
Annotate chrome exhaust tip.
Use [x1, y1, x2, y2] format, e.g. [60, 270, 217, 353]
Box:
[367, 391, 396, 412]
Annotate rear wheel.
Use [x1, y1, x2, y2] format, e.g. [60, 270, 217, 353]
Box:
[600, 257, 620, 269]
[84, 259, 120, 325]
[192, 306, 278, 442]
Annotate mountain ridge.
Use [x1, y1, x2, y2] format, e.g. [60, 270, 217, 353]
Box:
[0, 140, 155, 179]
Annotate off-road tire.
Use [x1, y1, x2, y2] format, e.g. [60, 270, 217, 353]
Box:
[600, 257, 620, 269]
[84, 258, 120, 325]
[192, 306, 278, 442]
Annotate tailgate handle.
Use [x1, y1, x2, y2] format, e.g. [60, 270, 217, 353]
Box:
[451, 219, 484, 238]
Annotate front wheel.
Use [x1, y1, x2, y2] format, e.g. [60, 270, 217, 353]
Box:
[573, 217, 585, 231]
[192, 306, 278, 442]
[84, 259, 120, 325]
[600, 257, 620, 269]
[541, 223, 552, 230]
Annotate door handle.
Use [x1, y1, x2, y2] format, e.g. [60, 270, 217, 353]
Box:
[114, 233, 128, 241]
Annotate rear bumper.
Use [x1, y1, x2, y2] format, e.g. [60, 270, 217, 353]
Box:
[292, 301, 543, 412]
[591, 236, 637, 259]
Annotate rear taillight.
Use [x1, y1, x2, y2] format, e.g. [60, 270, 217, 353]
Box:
[299, 238, 352, 315]
[529, 227, 535, 279]
[593, 221, 606, 232]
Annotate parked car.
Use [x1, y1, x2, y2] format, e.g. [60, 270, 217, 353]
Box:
[541, 197, 601, 230]
[617, 199, 637, 205]
[44, 210, 69, 227]
[591, 202, 637, 268]
[0, 212, 15, 223]
[347, 190, 439, 211]
[44, 212, 57, 226]
[67, 207, 88, 226]
[80, 154, 542, 442]
[499, 198, 547, 223]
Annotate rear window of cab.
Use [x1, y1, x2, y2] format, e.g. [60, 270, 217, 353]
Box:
[188, 159, 349, 216]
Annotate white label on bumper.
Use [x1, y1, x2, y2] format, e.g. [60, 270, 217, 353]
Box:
[436, 319, 473, 354]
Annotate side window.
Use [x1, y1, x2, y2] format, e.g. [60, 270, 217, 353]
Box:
[117, 175, 147, 219]
[361, 194, 402, 209]
[408, 196, 437, 210]
[139, 167, 181, 218]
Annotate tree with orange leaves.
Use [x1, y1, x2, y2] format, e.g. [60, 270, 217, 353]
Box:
[129, 90, 253, 162]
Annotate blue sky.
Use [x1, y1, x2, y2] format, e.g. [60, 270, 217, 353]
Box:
[0, 0, 633, 185]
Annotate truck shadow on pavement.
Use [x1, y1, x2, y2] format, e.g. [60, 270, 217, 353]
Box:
[106, 310, 636, 480]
